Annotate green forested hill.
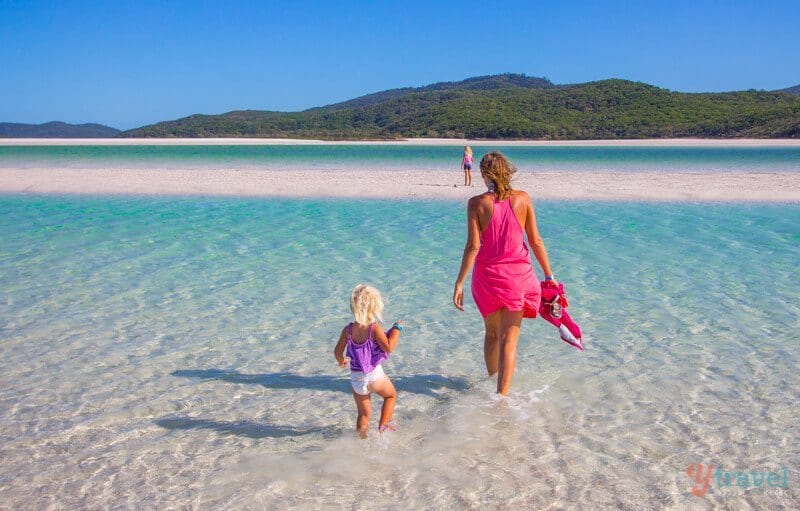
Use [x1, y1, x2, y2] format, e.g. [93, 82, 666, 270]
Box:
[121, 75, 800, 139]
[311, 73, 555, 111]
[778, 84, 800, 95]
[0, 121, 120, 138]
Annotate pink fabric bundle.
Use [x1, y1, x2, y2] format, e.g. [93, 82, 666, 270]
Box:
[538, 280, 583, 351]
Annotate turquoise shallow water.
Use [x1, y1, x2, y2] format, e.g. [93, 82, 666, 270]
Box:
[2, 144, 800, 172]
[1, 194, 799, 509]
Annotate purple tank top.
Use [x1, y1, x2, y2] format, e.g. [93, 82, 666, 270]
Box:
[345, 322, 388, 373]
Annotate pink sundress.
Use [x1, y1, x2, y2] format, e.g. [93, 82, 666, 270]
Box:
[471, 196, 541, 318]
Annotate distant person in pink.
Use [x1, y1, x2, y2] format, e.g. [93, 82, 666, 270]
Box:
[333, 284, 404, 437]
[452, 152, 556, 395]
[462, 146, 474, 186]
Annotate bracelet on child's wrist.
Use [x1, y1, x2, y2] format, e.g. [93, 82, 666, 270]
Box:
[393, 323, 403, 332]
[545, 275, 555, 282]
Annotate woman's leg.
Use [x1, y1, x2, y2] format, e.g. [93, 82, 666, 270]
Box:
[352, 391, 371, 438]
[464, 168, 469, 186]
[483, 311, 501, 376]
[369, 376, 397, 430]
[497, 309, 524, 395]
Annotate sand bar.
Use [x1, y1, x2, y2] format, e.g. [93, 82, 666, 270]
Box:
[2, 167, 799, 202]
[2, 137, 800, 147]
[2, 138, 798, 201]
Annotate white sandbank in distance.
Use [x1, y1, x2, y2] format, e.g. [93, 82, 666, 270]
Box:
[2, 167, 799, 202]
[1, 138, 799, 201]
[2, 137, 800, 146]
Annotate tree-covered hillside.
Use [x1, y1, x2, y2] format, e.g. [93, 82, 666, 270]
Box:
[121, 75, 800, 139]
[778, 84, 800, 95]
[0, 121, 120, 138]
[312, 73, 555, 111]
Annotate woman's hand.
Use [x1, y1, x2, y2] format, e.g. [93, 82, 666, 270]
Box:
[543, 275, 559, 288]
[339, 357, 349, 368]
[453, 283, 464, 311]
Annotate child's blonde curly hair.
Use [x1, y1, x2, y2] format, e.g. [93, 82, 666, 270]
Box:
[350, 284, 384, 326]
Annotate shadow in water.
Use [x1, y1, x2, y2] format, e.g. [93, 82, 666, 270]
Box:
[159, 371, 472, 439]
[155, 417, 341, 439]
[171, 369, 471, 398]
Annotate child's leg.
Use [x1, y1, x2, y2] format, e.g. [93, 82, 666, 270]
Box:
[352, 390, 371, 438]
[368, 376, 397, 430]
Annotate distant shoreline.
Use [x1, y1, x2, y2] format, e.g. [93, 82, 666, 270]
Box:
[2, 137, 800, 147]
[4, 138, 798, 202]
[2, 167, 799, 202]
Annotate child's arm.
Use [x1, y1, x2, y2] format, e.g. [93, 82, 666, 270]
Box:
[333, 327, 349, 368]
[374, 321, 404, 354]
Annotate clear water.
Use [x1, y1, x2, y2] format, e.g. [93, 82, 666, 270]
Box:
[1, 193, 798, 509]
[2, 143, 800, 172]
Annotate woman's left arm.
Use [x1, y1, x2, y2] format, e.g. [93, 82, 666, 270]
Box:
[523, 195, 554, 280]
[453, 198, 481, 310]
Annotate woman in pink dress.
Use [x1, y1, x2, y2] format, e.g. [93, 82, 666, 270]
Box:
[453, 152, 556, 395]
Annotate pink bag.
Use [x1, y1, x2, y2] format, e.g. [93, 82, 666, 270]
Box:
[539, 280, 583, 351]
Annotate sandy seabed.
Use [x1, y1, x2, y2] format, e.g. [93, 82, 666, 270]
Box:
[1, 138, 799, 202]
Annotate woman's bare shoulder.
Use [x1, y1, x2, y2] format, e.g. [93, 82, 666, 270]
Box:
[468, 192, 493, 207]
[510, 189, 532, 204]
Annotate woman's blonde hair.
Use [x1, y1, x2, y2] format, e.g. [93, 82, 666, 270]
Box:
[464, 145, 473, 155]
[350, 284, 384, 325]
[480, 151, 516, 201]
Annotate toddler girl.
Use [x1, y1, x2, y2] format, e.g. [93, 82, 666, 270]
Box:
[462, 145, 474, 186]
[334, 284, 403, 437]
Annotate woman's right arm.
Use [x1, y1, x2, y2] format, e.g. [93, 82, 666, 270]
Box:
[453, 198, 481, 310]
[523, 194, 554, 281]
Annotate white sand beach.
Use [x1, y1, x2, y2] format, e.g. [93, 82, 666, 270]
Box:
[2, 166, 799, 202]
[2, 138, 799, 201]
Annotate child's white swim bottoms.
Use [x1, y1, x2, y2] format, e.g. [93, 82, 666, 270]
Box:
[350, 364, 385, 395]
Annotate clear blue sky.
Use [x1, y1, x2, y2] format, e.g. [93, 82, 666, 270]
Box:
[1, 0, 798, 129]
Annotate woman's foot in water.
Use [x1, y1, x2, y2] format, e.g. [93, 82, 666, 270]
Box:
[378, 422, 397, 433]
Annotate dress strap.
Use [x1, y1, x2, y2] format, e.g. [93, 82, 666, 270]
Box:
[367, 322, 375, 340]
[347, 323, 353, 342]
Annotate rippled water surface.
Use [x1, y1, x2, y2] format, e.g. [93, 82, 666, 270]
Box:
[1, 195, 798, 509]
